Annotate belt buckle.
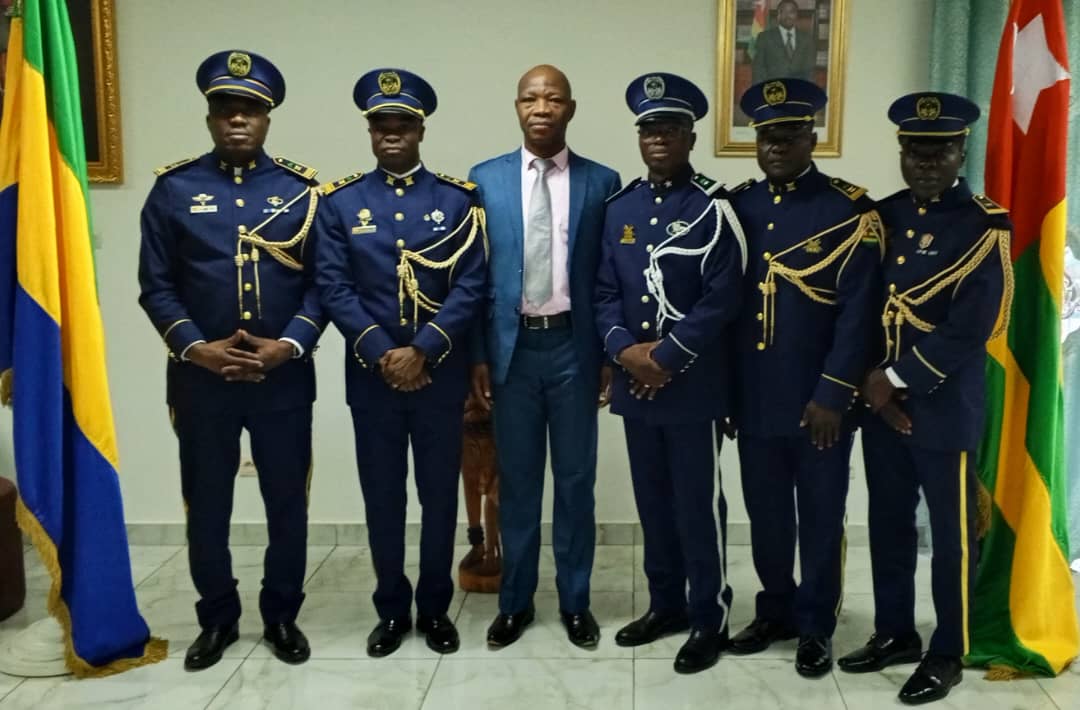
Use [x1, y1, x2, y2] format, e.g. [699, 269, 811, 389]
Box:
[541, 315, 550, 329]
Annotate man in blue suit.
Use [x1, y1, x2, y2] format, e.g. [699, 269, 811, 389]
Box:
[468, 65, 621, 649]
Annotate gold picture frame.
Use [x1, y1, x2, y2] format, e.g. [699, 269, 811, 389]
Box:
[68, 0, 122, 183]
[715, 0, 847, 157]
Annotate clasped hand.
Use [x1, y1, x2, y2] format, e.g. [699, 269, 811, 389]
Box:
[619, 342, 671, 400]
[380, 346, 431, 392]
[188, 329, 295, 383]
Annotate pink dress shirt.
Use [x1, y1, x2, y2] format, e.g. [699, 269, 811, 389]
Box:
[520, 145, 571, 316]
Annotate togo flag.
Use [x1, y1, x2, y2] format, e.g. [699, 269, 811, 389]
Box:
[0, 0, 165, 675]
[972, 0, 1079, 677]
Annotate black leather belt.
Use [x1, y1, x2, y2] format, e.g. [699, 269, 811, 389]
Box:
[521, 312, 571, 330]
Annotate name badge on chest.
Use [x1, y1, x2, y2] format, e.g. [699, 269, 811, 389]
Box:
[190, 193, 218, 214]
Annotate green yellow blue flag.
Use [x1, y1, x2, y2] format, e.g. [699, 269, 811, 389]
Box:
[0, 0, 165, 676]
[972, 0, 1079, 677]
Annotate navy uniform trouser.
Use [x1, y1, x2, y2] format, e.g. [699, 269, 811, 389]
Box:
[173, 404, 311, 629]
[350, 403, 463, 620]
[862, 415, 977, 657]
[624, 417, 732, 631]
[492, 326, 597, 615]
[737, 432, 851, 636]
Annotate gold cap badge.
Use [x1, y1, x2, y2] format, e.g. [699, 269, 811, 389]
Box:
[378, 71, 402, 96]
[227, 52, 251, 78]
[764, 81, 787, 106]
[916, 96, 942, 121]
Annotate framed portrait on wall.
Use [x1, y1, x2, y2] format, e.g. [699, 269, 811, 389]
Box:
[1, 0, 122, 183]
[715, 0, 848, 157]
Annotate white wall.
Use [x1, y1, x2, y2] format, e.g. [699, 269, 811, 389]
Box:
[0, 0, 933, 526]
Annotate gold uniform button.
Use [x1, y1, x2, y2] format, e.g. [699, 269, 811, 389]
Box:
[897, 256, 907, 265]
[645, 244, 654, 253]
[641, 295, 650, 303]
[649, 217, 658, 226]
[906, 229, 915, 238]
[235, 198, 245, 207]
[400, 318, 408, 326]
[767, 222, 775, 231]
[757, 342, 766, 351]
[641, 321, 651, 330]
[238, 225, 248, 234]
[773, 195, 782, 204]
[889, 283, 897, 293]
[242, 311, 252, 320]
[654, 196, 662, 204]
[918, 207, 927, 215]
[233, 176, 243, 185]
[242, 253, 250, 262]
[763, 251, 772, 261]
[394, 212, 405, 222]
[395, 239, 405, 248]
[395, 188, 405, 197]
[756, 312, 763, 321]
[243, 283, 252, 292]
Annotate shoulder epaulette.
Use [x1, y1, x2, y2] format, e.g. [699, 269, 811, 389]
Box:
[973, 193, 1007, 215]
[729, 178, 756, 193]
[274, 156, 318, 181]
[319, 171, 364, 196]
[691, 173, 721, 197]
[435, 172, 477, 191]
[153, 156, 199, 177]
[605, 177, 642, 203]
[829, 177, 868, 201]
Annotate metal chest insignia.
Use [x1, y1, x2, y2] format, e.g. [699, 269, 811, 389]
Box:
[620, 225, 636, 244]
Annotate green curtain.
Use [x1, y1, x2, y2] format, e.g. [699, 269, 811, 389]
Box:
[930, 0, 1080, 558]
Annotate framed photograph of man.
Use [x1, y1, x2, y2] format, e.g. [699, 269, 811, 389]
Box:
[0, 0, 122, 182]
[715, 0, 848, 157]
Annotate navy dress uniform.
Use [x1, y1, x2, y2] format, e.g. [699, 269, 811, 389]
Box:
[138, 50, 324, 656]
[842, 94, 1012, 701]
[730, 79, 884, 666]
[595, 73, 746, 672]
[315, 69, 487, 652]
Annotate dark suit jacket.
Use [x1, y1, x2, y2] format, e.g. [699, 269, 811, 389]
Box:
[468, 149, 620, 388]
[752, 26, 816, 84]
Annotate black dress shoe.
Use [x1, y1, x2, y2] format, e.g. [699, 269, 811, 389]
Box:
[674, 627, 726, 674]
[899, 654, 962, 705]
[838, 632, 923, 673]
[366, 616, 412, 658]
[730, 618, 798, 655]
[486, 603, 535, 648]
[417, 614, 460, 654]
[795, 636, 833, 678]
[560, 610, 600, 649]
[184, 623, 239, 671]
[615, 609, 690, 647]
[263, 622, 310, 665]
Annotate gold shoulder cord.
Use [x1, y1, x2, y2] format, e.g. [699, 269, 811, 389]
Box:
[759, 210, 880, 348]
[239, 187, 320, 270]
[881, 227, 1010, 359]
[397, 206, 486, 332]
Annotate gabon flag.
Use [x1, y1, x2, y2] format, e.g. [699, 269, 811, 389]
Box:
[0, 0, 165, 675]
[972, 0, 1079, 677]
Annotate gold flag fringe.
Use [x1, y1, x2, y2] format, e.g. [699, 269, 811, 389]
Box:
[984, 663, 1028, 680]
[14, 497, 168, 678]
[976, 480, 993, 541]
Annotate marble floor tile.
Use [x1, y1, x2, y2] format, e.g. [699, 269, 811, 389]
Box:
[423, 658, 632, 710]
[135, 586, 263, 659]
[635, 657, 846, 710]
[537, 545, 633, 593]
[22, 545, 184, 592]
[208, 657, 437, 710]
[452, 591, 634, 659]
[1037, 660, 1080, 710]
[835, 664, 1058, 709]
[246, 590, 466, 661]
[0, 658, 242, 710]
[137, 545, 334, 592]
[303, 545, 473, 593]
